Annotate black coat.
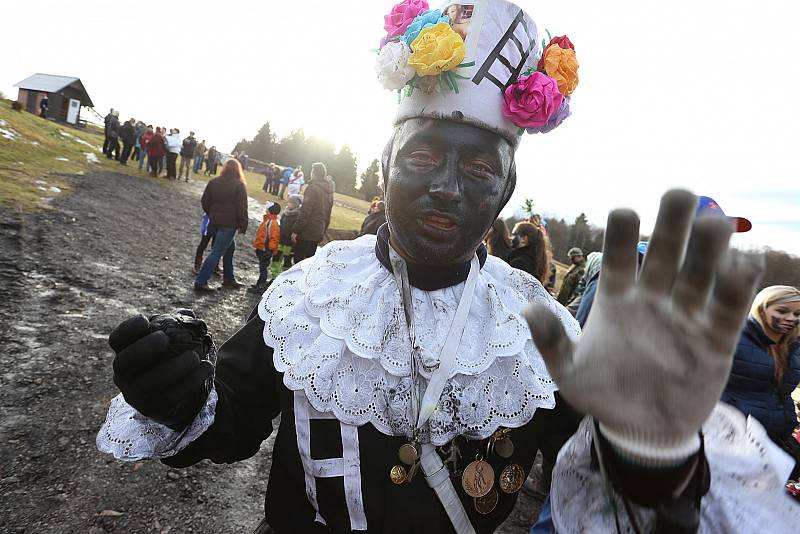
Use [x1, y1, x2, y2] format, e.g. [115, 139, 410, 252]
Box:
[358, 211, 387, 236]
[293, 178, 334, 243]
[201, 175, 249, 233]
[506, 245, 542, 280]
[119, 122, 136, 144]
[279, 208, 299, 246]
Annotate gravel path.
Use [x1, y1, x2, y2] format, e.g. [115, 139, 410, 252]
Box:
[0, 170, 541, 533]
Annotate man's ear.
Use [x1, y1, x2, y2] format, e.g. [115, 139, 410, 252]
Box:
[496, 155, 517, 218]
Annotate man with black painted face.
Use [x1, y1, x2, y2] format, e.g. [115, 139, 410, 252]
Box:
[96, 1, 796, 532]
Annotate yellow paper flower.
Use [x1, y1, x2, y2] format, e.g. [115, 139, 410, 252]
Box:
[543, 46, 579, 96]
[408, 22, 465, 76]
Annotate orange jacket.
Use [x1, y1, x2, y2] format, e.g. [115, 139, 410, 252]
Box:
[253, 213, 280, 254]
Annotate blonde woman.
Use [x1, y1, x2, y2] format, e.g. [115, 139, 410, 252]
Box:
[722, 285, 800, 450]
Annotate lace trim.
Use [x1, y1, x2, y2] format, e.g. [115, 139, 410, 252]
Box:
[95, 388, 217, 462]
[551, 403, 800, 533]
[258, 235, 579, 445]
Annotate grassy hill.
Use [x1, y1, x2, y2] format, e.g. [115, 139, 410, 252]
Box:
[0, 100, 367, 232]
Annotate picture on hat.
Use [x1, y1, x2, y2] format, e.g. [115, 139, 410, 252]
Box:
[441, 3, 475, 41]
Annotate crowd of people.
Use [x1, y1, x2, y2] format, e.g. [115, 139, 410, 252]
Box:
[101, 108, 226, 180]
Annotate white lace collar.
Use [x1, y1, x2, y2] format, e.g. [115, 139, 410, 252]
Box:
[258, 235, 580, 445]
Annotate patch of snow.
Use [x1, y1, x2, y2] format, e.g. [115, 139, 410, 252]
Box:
[0, 119, 6, 126]
[60, 130, 99, 150]
[48, 186, 61, 193]
[0, 127, 18, 140]
[30, 141, 40, 146]
[54, 157, 69, 162]
[84, 152, 99, 163]
[35, 180, 47, 185]
[17, 161, 25, 165]
[37, 186, 47, 191]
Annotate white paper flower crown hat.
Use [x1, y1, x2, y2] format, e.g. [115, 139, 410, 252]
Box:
[375, 0, 579, 145]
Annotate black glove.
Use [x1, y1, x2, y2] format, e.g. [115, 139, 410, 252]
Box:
[272, 250, 282, 262]
[109, 309, 215, 431]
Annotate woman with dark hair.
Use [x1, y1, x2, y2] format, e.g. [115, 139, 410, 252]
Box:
[722, 286, 800, 457]
[194, 159, 249, 291]
[485, 218, 513, 261]
[506, 221, 549, 283]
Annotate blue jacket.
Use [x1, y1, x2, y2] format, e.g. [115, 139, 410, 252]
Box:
[721, 319, 800, 442]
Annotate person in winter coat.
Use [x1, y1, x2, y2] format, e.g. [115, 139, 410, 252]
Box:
[146, 127, 166, 178]
[358, 200, 386, 236]
[485, 217, 513, 261]
[180, 132, 198, 181]
[164, 128, 182, 180]
[205, 146, 218, 176]
[722, 286, 800, 457]
[249, 202, 282, 292]
[571, 252, 602, 325]
[106, 111, 121, 161]
[138, 125, 154, 172]
[275, 194, 301, 276]
[506, 222, 549, 284]
[118, 118, 137, 166]
[556, 247, 586, 305]
[291, 162, 334, 262]
[131, 121, 145, 162]
[102, 108, 115, 155]
[287, 166, 305, 197]
[278, 166, 293, 199]
[194, 140, 207, 174]
[194, 159, 249, 291]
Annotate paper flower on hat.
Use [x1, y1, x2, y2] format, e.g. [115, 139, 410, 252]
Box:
[376, 41, 416, 90]
[402, 9, 450, 46]
[384, 0, 429, 39]
[527, 96, 571, 134]
[537, 35, 575, 71]
[502, 72, 564, 129]
[539, 36, 579, 96]
[408, 22, 465, 76]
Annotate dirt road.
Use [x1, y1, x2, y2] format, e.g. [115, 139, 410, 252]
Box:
[0, 170, 541, 532]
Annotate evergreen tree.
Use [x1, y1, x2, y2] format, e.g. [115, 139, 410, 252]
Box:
[248, 122, 277, 162]
[568, 213, 591, 252]
[357, 159, 382, 201]
[329, 145, 358, 195]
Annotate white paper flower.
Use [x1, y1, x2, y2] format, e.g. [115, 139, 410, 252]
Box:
[375, 41, 415, 91]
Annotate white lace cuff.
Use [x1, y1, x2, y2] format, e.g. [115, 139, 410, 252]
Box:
[95, 387, 217, 462]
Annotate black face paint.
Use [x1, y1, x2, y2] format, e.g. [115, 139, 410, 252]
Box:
[384, 119, 515, 265]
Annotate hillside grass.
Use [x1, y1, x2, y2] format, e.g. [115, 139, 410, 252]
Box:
[0, 100, 367, 231]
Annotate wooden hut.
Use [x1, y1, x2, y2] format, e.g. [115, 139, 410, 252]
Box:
[14, 73, 94, 125]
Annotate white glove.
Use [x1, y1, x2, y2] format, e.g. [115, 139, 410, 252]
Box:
[524, 190, 763, 466]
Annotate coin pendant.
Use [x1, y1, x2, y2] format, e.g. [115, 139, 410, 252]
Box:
[462, 460, 495, 498]
[474, 486, 499, 515]
[494, 438, 514, 459]
[390, 464, 407, 485]
[398, 443, 418, 465]
[498, 463, 525, 494]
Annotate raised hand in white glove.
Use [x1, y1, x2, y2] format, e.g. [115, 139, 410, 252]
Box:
[524, 190, 763, 465]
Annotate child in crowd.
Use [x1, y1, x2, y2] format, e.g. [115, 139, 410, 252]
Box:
[193, 213, 219, 275]
[249, 202, 281, 292]
[272, 194, 301, 279]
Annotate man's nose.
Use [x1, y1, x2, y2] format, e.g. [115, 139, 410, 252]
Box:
[428, 159, 461, 204]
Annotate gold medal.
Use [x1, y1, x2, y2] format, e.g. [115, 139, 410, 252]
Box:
[462, 459, 495, 498]
[498, 463, 525, 494]
[398, 443, 418, 465]
[390, 464, 407, 485]
[494, 438, 514, 458]
[474, 486, 499, 515]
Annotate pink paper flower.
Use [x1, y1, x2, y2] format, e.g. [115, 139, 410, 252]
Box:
[384, 0, 429, 39]
[502, 72, 564, 129]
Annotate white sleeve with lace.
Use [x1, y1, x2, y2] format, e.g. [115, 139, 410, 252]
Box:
[550, 403, 800, 534]
[95, 387, 217, 462]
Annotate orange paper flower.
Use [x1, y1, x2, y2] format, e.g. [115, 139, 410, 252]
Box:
[542, 46, 579, 96]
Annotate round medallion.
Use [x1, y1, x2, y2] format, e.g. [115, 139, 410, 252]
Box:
[498, 463, 525, 494]
[398, 443, 418, 465]
[390, 464, 407, 485]
[462, 459, 495, 498]
[494, 438, 514, 459]
[474, 486, 499, 515]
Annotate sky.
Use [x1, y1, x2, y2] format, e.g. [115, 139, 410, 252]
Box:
[2, 0, 798, 254]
